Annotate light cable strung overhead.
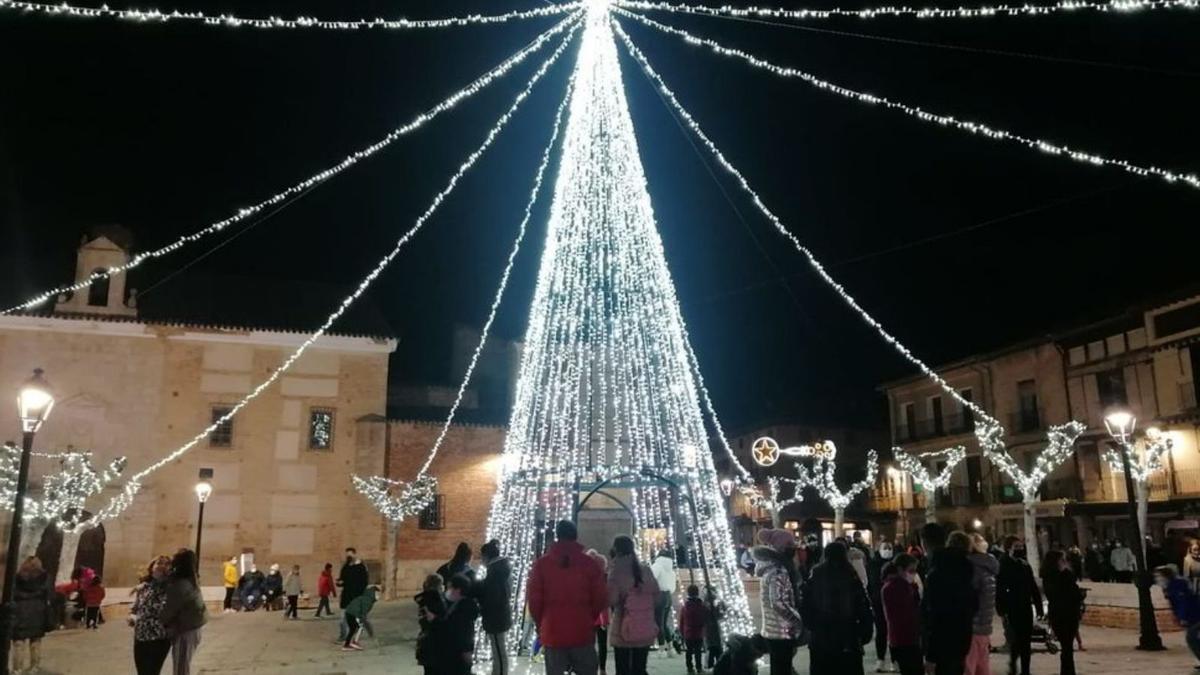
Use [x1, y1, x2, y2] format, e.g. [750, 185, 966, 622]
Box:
[617, 0, 1199, 21]
[613, 18, 994, 425]
[353, 69, 581, 520]
[0, 0, 578, 30]
[614, 8, 1200, 191]
[1, 13, 580, 315]
[54, 16, 584, 534]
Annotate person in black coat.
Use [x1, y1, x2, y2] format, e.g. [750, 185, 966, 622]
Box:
[802, 541, 875, 675]
[919, 525, 977, 675]
[867, 543, 895, 669]
[12, 557, 50, 672]
[337, 548, 370, 644]
[434, 575, 481, 675]
[995, 536, 1042, 675]
[1042, 550, 1084, 675]
[475, 539, 513, 675]
[438, 542, 476, 587]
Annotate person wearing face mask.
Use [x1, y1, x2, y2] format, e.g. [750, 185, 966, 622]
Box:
[1184, 542, 1200, 595]
[1041, 551, 1082, 675]
[995, 536, 1041, 675]
[964, 534, 999, 675]
[1155, 565, 1200, 667]
[868, 542, 895, 672]
[881, 554, 922, 675]
[337, 548, 369, 645]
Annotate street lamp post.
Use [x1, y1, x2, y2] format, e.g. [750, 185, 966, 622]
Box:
[194, 478, 213, 575]
[1105, 410, 1166, 651]
[1, 369, 55, 675]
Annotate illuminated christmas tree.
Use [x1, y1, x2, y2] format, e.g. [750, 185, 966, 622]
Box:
[485, 0, 752, 642]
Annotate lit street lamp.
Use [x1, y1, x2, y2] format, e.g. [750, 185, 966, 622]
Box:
[1104, 410, 1165, 651]
[1, 369, 55, 675]
[194, 471, 214, 575]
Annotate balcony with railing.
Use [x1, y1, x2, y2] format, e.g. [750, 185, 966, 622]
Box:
[895, 413, 975, 442]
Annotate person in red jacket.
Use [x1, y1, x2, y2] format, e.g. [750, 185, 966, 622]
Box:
[881, 554, 922, 675]
[82, 575, 106, 629]
[315, 563, 337, 618]
[678, 585, 710, 675]
[527, 520, 607, 675]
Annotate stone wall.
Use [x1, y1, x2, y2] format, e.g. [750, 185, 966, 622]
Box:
[1079, 580, 1182, 632]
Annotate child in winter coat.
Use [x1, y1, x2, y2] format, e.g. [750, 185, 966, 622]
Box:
[679, 585, 710, 674]
[83, 575, 106, 629]
[432, 575, 479, 675]
[283, 565, 303, 620]
[713, 633, 768, 675]
[414, 574, 447, 669]
[342, 584, 380, 651]
[704, 587, 726, 669]
[315, 563, 336, 618]
[881, 554, 923, 675]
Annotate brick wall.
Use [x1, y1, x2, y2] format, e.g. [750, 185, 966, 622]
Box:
[387, 420, 506, 564]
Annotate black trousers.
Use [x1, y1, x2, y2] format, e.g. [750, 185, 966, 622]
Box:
[286, 595, 299, 618]
[685, 639, 704, 673]
[1052, 621, 1078, 675]
[316, 596, 332, 616]
[85, 606, 101, 628]
[809, 647, 865, 675]
[707, 642, 723, 668]
[596, 627, 608, 671]
[891, 645, 923, 675]
[223, 587, 235, 610]
[872, 598, 889, 661]
[344, 615, 360, 647]
[613, 646, 649, 675]
[134, 638, 172, 675]
[1007, 614, 1033, 675]
[767, 638, 795, 675]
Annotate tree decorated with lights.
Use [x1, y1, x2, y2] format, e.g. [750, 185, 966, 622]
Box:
[1102, 414, 1172, 557]
[484, 0, 752, 645]
[977, 420, 1086, 574]
[796, 443, 879, 534]
[893, 446, 967, 523]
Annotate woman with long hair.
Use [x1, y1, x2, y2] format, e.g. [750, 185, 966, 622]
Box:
[1041, 550, 1083, 675]
[162, 548, 208, 675]
[586, 550, 612, 675]
[608, 536, 660, 675]
[803, 541, 874, 675]
[131, 555, 173, 674]
[438, 542, 476, 586]
[11, 556, 50, 673]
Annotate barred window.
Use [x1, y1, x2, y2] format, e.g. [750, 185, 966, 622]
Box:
[419, 495, 445, 530]
[210, 406, 233, 448]
[308, 408, 335, 451]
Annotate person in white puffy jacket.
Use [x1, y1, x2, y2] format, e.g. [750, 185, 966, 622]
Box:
[651, 549, 679, 656]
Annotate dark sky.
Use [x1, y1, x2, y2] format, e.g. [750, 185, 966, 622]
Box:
[2, 1, 1198, 432]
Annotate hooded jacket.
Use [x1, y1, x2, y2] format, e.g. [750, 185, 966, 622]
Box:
[222, 561, 238, 589]
[968, 551, 999, 635]
[478, 556, 513, 634]
[802, 558, 874, 653]
[920, 547, 976, 662]
[527, 540, 607, 649]
[996, 552, 1042, 626]
[753, 546, 802, 640]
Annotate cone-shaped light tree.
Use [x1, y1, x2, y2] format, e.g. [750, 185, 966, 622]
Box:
[893, 446, 967, 524]
[485, 0, 753, 648]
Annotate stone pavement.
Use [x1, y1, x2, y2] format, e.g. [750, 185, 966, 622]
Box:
[34, 600, 1200, 674]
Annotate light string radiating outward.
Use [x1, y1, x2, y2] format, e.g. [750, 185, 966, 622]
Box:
[683, 336, 753, 482]
[614, 9, 1200, 192]
[351, 64, 580, 521]
[58, 17, 584, 535]
[893, 445, 966, 491]
[613, 19, 994, 424]
[616, 0, 1200, 21]
[0, 0, 579, 30]
[0, 12, 581, 316]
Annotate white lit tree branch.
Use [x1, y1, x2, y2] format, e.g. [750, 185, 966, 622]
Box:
[795, 442, 879, 533]
[894, 446, 966, 523]
[1103, 427, 1172, 556]
[977, 420, 1086, 574]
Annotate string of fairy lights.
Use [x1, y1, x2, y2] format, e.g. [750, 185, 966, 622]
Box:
[0, 12, 580, 316]
[0, 0, 577, 30]
[614, 8, 1200, 192]
[616, 0, 1200, 21]
[40, 15, 585, 535]
[5, 0, 1187, 634]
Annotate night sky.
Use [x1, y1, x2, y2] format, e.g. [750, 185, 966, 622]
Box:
[2, 1, 1198, 432]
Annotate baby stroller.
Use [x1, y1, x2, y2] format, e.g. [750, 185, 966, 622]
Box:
[1030, 618, 1059, 654]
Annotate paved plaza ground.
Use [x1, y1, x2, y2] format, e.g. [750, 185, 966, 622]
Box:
[33, 600, 1200, 674]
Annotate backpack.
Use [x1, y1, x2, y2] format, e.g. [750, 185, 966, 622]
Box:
[620, 582, 659, 644]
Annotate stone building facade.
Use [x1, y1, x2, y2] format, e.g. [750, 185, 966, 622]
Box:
[0, 233, 396, 586]
[875, 289, 1200, 549]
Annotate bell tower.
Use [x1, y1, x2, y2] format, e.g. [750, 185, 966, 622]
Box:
[54, 227, 137, 317]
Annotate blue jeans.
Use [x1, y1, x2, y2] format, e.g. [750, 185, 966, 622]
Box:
[338, 614, 374, 641]
[1187, 621, 1200, 663]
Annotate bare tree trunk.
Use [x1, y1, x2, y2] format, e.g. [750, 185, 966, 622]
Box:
[56, 529, 81, 584]
[1136, 480, 1149, 559]
[1023, 494, 1040, 578]
[925, 498, 937, 526]
[19, 518, 48, 562]
[384, 521, 398, 600]
[834, 507, 845, 536]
